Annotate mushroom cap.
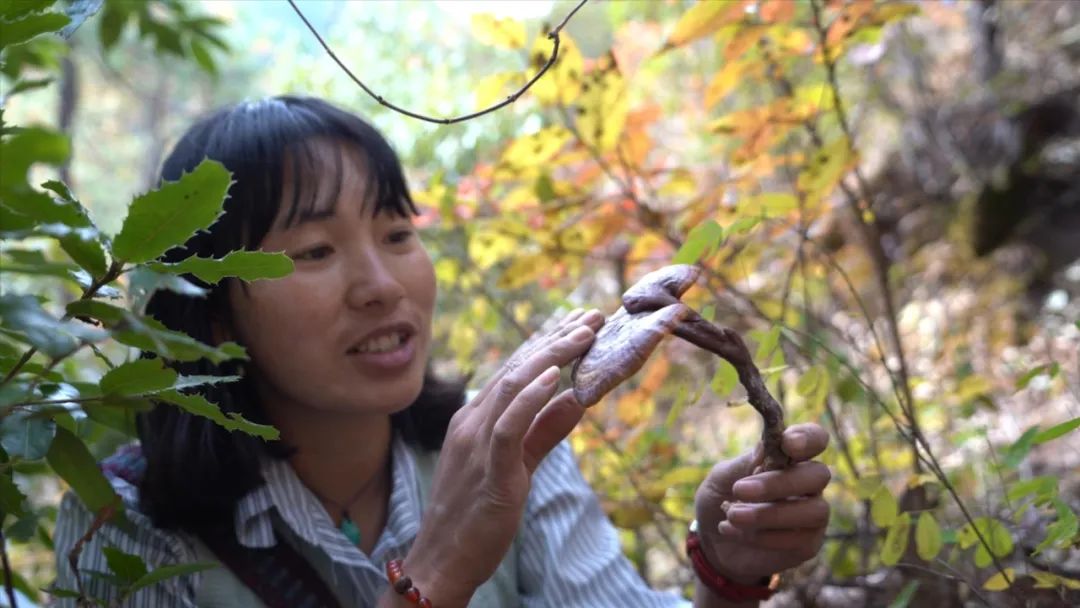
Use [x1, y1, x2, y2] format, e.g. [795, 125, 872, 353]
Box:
[622, 264, 702, 314]
[571, 302, 690, 407]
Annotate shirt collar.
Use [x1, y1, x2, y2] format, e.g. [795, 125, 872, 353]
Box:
[233, 432, 423, 567]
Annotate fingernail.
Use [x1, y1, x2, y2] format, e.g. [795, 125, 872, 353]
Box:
[717, 521, 740, 536]
[540, 366, 560, 386]
[733, 480, 764, 500]
[726, 505, 753, 525]
[569, 326, 593, 342]
[583, 309, 604, 322]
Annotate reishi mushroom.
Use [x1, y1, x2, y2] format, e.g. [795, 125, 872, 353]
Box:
[571, 264, 791, 472]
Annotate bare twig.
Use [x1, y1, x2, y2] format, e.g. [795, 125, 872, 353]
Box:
[1, 528, 18, 608]
[287, 0, 589, 124]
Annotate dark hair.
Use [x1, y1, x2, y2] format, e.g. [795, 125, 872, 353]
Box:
[136, 96, 465, 531]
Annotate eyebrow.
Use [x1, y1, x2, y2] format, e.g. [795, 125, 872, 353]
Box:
[293, 208, 338, 226]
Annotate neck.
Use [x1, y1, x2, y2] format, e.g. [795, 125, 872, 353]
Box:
[271, 404, 395, 516]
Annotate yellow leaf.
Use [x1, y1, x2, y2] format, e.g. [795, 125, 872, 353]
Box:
[499, 126, 573, 170]
[616, 392, 653, 427]
[982, 568, 1016, 591]
[880, 512, 911, 566]
[498, 253, 550, 289]
[665, 0, 750, 48]
[870, 485, 897, 527]
[659, 466, 708, 487]
[576, 62, 629, 153]
[470, 14, 526, 49]
[609, 502, 653, 529]
[1030, 570, 1080, 590]
[742, 192, 798, 217]
[797, 137, 857, 202]
[529, 33, 583, 106]
[468, 226, 518, 270]
[475, 71, 527, 109]
[704, 60, 746, 109]
[915, 512, 942, 561]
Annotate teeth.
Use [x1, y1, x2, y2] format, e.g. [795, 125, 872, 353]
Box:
[354, 332, 404, 354]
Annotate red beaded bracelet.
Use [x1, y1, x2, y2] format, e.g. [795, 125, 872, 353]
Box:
[385, 559, 433, 608]
[686, 520, 777, 603]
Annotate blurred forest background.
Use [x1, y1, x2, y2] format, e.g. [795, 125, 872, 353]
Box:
[2, 0, 1080, 606]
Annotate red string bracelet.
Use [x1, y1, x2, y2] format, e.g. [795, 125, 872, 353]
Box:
[385, 559, 433, 608]
[686, 520, 777, 603]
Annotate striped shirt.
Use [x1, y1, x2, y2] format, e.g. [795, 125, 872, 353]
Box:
[53, 437, 688, 607]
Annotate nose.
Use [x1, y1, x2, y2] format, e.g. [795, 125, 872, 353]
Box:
[344, 249, 406, 311]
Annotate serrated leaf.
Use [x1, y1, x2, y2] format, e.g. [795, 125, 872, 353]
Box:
[915, 512, 942, 561]
[128, 561, 218, 593]
[103, 546, 148, 583]
[674, 220, 723, 265]
[1, 0, 56, 20]
[45, 427, 120, 515]
[145, 250, 293, 285]
[470, 13, 525, 49]
[100, 358, 178, 396]
[112, 160, 231, 264]
[0, 410, 56, 460]
[156, 390, 278, 440]
[1033, 416, 1080, 445]
[0, 11, 70, 49]
[880, 512, 910, 566]
[982, 568, 1015, 591]
[114, 315, 245, 364]
[871, 485, 898, 527]
[83, 397, 152, 437]
[0, 472, 27, 517]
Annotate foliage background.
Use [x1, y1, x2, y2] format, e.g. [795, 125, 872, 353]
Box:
[2, 0, 1079, 606]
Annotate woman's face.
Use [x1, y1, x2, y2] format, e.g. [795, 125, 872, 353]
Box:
[225, 141, 435, 421]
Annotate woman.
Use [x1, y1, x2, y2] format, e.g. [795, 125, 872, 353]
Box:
[54, 96, 831, 607]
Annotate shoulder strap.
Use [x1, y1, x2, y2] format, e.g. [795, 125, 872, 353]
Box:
[195, 523, 345, 608]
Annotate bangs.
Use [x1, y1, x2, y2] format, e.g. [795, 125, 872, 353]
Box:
[159, 96, 418, 256]
[281, 136, 417, 230]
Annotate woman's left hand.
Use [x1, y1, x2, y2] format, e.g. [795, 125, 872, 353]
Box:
[693, 423, 832, 585]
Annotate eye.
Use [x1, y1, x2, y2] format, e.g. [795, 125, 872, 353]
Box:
[293, 245, 333, 261]
[387, 228, 414, 245]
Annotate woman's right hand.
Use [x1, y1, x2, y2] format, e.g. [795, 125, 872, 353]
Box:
[398, 308, 604, 607]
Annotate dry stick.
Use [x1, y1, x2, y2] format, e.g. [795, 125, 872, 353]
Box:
[68, 505, 115, 607]
[286, 0, 589, 125]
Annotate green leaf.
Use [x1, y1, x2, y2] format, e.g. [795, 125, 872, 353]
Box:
[0, 294, 105, 357]
[146, 250, 293, 285]
[880, 512, 910, 566]
[114, 315, 245, 364]
[83, 397, 152, 437]
[189, 39, 217, 75]
[45, 426, 120, 514]
[156, 390, 278, 440]
[1033, 416, 1080, 445]
[112, 160, 231, 264]
[1015, 363, 1059, 390]
[1035, 499, 1078, 555]
[753, 326, 781, 362]
[0, 410, 56, 460]
[97, 2, 129, 50]
[1006, 476, 1057, 504]
[871, 485, 898, 527]
[673, 220, 723, 265]
[0, 471, 27, 518]
[0, 128, 70, 203]
[0, 11, 70, 49]
[710, 359, 738, 397]
[887, 581, 920, 608]
[0, 0, 56, 20]
[103, 546, 148, 584]
[100, 358, 178, 396]
[129, 561, 218, 593]
[1002, 425, 1040, 469]
[915, 512, 942, 561]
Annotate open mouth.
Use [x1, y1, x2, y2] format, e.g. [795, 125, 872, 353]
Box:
[346, 330, 412, 355]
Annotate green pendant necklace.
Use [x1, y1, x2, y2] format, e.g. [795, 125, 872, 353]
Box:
[339, 513, 362, 546]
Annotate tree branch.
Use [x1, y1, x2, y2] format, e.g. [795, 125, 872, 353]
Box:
[286, 0, 589, 124]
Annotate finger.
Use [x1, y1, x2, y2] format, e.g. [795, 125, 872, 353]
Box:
[732, 461, 832, 503]
[470, 309, 601, 410]
[780, 423, 830, 463]
[725, 497, 830, 531]
[717, 524, 826, 558]
[484, 323, 597, 425]
[522, 389, 586, 473]
[490, 366, 561, 468]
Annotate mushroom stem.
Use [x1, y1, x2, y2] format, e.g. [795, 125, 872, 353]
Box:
[670, 315, 791, 472]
